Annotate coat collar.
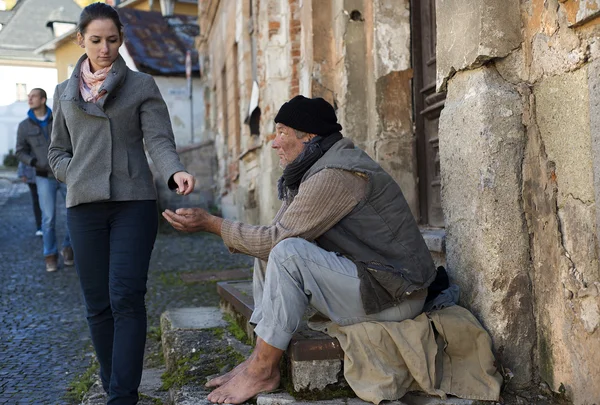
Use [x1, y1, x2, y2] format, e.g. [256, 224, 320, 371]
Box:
[59, 53, 128, 113]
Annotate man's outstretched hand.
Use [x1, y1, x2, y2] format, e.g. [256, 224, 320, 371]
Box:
[162, 208, 223, 236]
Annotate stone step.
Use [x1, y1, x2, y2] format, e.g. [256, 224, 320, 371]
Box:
[168, 390, 477, 405]
[160, 304, 479, 405]
[215, 281, 485, 404]
[81, 368, 170, 405]
[256, 392, 477, 405]
[217, 280, 349, 393]
[217, 280, 344, 361]
[160, 306, 253, 403]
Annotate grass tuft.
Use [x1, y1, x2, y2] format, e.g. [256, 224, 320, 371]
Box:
[223, 313, 250, 345]
[64, 357, 100, 404]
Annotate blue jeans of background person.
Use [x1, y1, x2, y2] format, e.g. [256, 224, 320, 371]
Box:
[35, 176, 70, 256]
[67, 201, 158, 405]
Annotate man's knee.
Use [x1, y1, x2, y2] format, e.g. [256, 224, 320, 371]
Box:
[268, 237, 312, 263]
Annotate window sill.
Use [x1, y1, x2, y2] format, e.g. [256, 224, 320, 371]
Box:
[420, 227, 446, 253]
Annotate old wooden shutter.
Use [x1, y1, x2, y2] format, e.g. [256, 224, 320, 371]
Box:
[411, 0, 445, 227]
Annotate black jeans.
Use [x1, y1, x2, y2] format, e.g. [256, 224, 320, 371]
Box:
[26, 183, 42, 230]
[67, 201, 158, 405]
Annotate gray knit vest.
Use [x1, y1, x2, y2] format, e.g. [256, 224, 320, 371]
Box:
[302, 138, 437, 314]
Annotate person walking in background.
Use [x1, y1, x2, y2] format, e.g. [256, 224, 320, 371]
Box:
[48, 4, 195, 404]
[17, 161, 42, 236]
[16, 88, 72, 272]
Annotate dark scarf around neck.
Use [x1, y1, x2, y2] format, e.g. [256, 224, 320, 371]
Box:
[277, 132, 343, 200]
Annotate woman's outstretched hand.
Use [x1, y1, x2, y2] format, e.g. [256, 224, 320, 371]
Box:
[173, 171, 195, 195]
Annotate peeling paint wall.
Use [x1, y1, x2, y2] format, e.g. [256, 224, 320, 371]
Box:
[153, 76, 205, 148]
[302, 0, 418, 217]
[437, 0, 600, 401]
[198, 0, 257, 222]
[199, 0, 418, 226]
[439, 66, 534, 388]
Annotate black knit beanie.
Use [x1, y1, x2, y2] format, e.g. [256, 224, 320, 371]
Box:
[274, 95, 342, 136]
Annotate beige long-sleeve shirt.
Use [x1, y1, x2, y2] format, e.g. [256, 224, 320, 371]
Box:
[221, 168, 367, 261]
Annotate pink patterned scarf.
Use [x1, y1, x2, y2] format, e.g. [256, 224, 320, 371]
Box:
[79, 58, 113, 103]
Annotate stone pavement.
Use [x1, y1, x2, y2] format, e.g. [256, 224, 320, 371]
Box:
[0, 173, 89, 405]
[0, 168, 253, 404]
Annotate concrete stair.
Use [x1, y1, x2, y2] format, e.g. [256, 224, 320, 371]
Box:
[217, 280, 347, 393]
[158, 285, 483, 404]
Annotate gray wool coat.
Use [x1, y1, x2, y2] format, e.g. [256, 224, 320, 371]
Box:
[48, 54, 185, 208]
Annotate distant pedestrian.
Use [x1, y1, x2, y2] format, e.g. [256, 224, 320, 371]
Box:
[17, 161, 42, 236]
[16, 88, 72, 272]
[48, 3, 195, 404]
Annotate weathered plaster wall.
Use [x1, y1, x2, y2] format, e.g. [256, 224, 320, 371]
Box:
[306, 0, 418, 217]
[253, 0, 299, 225]
[436, 0, 522, 91]
[438, 0, 600, 401]
[154, 76, 205, 148]
[522, 68, 600, 405]
[152, 141, 217, 214]
[232, 0, 260, 225]
[201, 0, 418, 225]
[198, 0, 255, 222]
[439, 66, 534, 388]
[371, 0, 418, 218]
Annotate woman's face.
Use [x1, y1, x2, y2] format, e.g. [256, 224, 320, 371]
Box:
[77, 19, 123, 73]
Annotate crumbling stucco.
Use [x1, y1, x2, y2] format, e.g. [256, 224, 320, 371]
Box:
[522, 67, 600, 404]
[374, 69, 418, 218]
[439, 1, 600, 399]
[439, 66, 534, 388]
[560, 0, 600, 27]
[436, 0, 522, 91]
[372, 0, 410, 78]
[589, 58, 600, 264]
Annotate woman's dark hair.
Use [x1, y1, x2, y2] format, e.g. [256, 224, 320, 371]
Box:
[77, 2, 123, 35]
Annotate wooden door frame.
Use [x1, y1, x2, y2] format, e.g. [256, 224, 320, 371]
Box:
[410, 0, 429, 226]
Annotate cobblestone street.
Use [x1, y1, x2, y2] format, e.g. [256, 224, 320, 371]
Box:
[0, 173, 252, 404]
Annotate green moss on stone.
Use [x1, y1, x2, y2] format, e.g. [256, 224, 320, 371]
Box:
[139, 393, 164, 405]
[214, 345, 246, 368]
[279, 355, 355, 401]
[223, 313, 251, 345]
[64, 357, 100, 403]
[148, 325, 162, 342]
[160, 342, 246, 393]
[161, 352, 203, 391]
[209, 326, 225, 340]
[156, 272, 185, 287]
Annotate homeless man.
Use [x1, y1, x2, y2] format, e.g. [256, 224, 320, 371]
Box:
[162, 95, 437, 404]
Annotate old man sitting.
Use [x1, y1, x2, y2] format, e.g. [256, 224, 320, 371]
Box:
[163, 95, 437, 404]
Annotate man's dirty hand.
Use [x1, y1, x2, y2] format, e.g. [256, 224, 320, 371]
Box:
[162, 208, 223, 236]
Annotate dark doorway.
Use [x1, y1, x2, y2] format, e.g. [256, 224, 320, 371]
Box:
[411, 0, 446, 227]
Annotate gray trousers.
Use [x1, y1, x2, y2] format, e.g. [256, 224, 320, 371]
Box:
[250, 238, 426, 350]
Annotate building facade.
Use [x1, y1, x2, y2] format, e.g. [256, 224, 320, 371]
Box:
[196, 0, 600, 403]
[0, 0, 80, 161]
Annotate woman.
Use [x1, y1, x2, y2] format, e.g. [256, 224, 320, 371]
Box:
[48, 3, 195, 404]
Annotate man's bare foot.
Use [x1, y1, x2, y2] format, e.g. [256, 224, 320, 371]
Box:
[206, 363, 280, 404]
[205, 353, 254, 388]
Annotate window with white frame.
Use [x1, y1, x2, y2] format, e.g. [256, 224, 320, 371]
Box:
[16, 83, 27, 101]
